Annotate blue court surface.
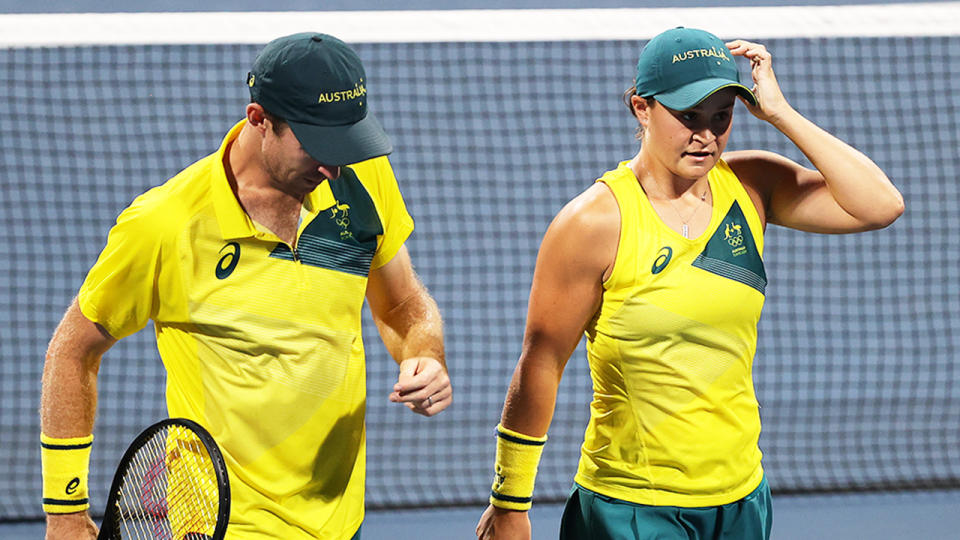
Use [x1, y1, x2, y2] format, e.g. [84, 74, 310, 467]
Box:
[5, 490, 959, 539]
[365, 491, 960, 539]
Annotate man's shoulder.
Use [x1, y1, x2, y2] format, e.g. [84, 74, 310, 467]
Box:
[343, 155, 394, 187]
[118, 152, 219, 233]
[336, 156, 401, 209]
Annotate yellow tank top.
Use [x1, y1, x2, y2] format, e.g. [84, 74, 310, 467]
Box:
[574, 159, 767, 507]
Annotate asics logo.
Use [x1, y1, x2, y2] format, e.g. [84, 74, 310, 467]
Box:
[494, 465, 506, 490]
[65, 477, 79, 496]
[216, 242, 240, 279]
[652, 246, 673, 274]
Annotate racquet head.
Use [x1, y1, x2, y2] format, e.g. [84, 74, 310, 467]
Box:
[97, 418, 229, 540]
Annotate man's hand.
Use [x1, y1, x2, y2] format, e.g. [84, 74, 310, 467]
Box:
[389, 356, 451, 416]
[476, 505, 531, 540]
[46, 512, 98, 540]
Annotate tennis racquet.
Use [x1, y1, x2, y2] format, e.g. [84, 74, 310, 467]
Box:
[97, 418, 230, 540]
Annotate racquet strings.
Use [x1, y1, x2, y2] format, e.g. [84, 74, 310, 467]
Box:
[109, 423, 220, 540]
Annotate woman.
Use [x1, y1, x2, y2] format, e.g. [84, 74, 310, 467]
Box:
[476, 27, 903, 540]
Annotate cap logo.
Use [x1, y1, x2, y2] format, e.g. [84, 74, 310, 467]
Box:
[672, 46, 730, 64]
[318, 79, 367, 104]
[248, 33, 393, 163]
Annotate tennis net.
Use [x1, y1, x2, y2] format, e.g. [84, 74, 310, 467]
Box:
[2, 5, 959, 521]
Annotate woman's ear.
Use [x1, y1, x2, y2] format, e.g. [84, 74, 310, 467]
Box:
[631, 95, 650, 126]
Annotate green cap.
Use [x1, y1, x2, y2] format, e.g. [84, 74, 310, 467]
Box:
[635, 27, 757, 110]
[247, 33, 392, 166]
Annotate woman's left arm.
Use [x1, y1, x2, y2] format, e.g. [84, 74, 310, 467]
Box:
[725, 39, 904, 233]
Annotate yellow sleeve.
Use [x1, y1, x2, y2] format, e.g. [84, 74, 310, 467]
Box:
[77, 194, 167, 339]
[353, 156, 414, 269]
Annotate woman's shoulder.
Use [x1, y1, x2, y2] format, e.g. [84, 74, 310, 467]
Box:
[557, 182, 619, 232]
[723, 149, 801, 182]
[545, 182, 620, 257]
[722, 149, 801, 226]
[537, 182, 620, 282]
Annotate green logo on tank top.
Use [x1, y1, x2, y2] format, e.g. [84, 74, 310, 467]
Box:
[692, 201, 767, 294]
[651, 246, 673, 274]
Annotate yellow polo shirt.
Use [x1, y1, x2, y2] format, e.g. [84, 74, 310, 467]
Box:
[78, 120, 413, 538]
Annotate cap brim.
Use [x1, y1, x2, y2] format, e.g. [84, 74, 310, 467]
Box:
[288, 113, 393, 167]
[655, 78, 758, 111]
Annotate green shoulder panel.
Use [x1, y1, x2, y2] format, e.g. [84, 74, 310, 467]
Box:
[270, 167, 384, 276]
[692, 200, 767, 294]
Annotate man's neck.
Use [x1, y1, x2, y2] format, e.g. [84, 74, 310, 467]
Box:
[224, 123, 303, 245]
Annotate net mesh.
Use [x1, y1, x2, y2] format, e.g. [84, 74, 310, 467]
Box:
[2, 33, 959, 520]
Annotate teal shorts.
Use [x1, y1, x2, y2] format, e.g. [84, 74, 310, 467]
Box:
[559, 477, 772, 540]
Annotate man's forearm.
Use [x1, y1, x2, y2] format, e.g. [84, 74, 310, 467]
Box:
[40, 301, 111, 437]
[40, 355, 99, 437]
[377, 287, 445, 366]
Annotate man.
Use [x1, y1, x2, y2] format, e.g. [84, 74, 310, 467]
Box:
[40, 32, 451, 539]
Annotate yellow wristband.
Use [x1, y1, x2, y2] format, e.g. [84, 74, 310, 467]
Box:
[41, 433, 93, 514]
[489, 424, 547, 511]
